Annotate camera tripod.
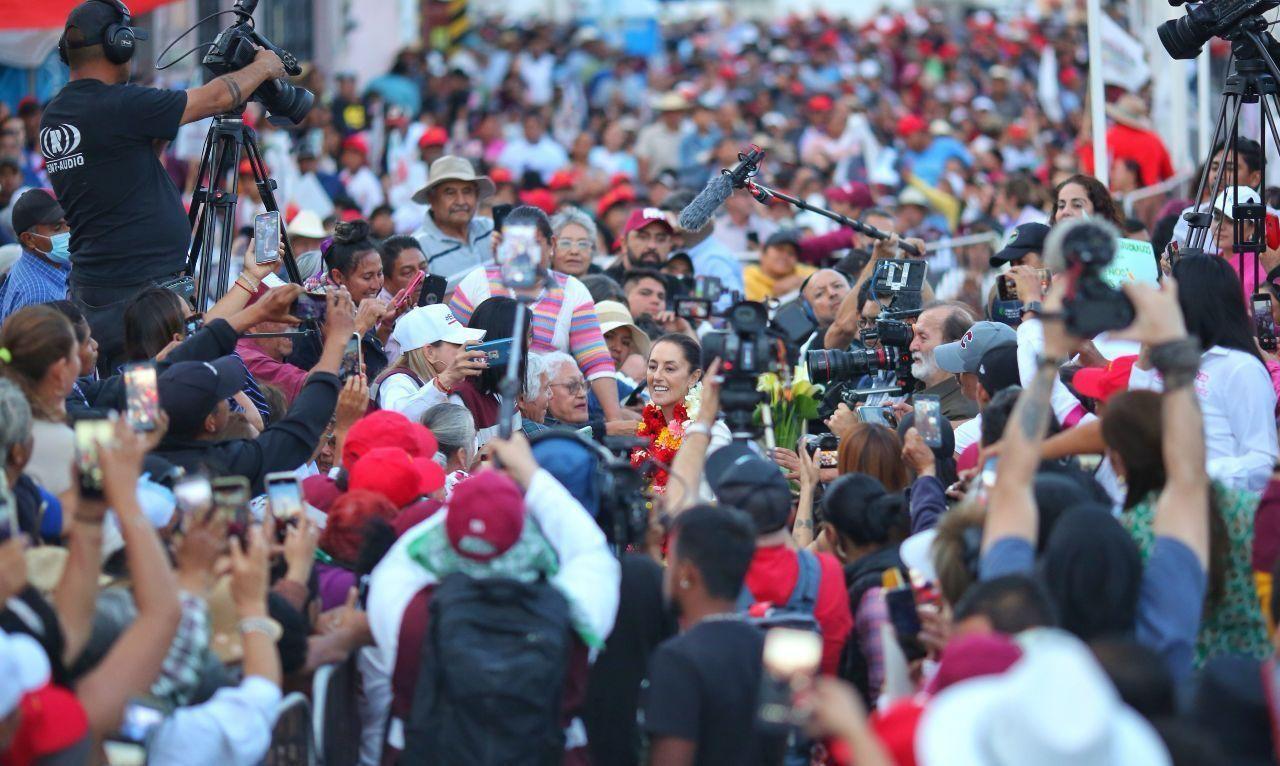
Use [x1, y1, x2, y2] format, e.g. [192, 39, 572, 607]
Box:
[186, 109, 302, 308]
[1179, 23, 1280, 287]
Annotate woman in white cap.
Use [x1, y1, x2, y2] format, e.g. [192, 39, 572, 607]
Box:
[372, 304, 487, 423]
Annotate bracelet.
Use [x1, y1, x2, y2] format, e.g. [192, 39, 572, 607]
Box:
[1035, 354, 1067, 369]
[1150, 338, 1201, 390]
[433, 376, 454, 395]
[684, 422, 713, 439]
[238, 616, 283, 641]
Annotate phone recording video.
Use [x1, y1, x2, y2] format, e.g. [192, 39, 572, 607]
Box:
[498, 224, 540, 289]
[254, 211, 281, 265]
[757, 628, 823, 728]
[913, 396, 943, 449]
[338, 332, 364, 380]
[124, 363, 160, 432]
[471, 337, 512, 366]
[172, 474, 212, 532]
[183, 313, 204, 337]
[73, 415, 117, 499]
[292, 290, 327, 322]
[265, 472, 304, 524]
[417, 274, 448, 307]
[857, 404, 896, 428]
[802, 433, 840, 469]
[1253, 293, 1277, 352]
[211, 476, 251, 546]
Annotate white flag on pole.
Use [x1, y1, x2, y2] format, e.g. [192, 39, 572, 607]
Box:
[1099, 14, 1151, 93]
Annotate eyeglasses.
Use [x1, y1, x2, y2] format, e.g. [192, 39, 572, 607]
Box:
[556, 238, 594, 252]
[551, 379, 587, 395]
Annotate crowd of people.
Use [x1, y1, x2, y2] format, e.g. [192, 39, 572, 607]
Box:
[0, 0, 1278, 765]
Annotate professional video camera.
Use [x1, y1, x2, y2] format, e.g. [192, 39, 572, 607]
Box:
[1159, 0, 1279, 59]
[701, 300, 787, 438]
[1043, 218, 1135, 337]
[202, 0, 314, 124]
[804, 258, 926, 398]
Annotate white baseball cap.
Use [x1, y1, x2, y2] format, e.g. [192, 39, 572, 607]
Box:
[0, 628, 51, 717]
[391, 304, 485, 353]
[1211, 185, 1261, 221]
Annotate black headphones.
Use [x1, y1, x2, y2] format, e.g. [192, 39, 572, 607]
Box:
[58, 0, 142, 67]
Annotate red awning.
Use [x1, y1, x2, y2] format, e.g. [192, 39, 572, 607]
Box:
[0, 0, 181, 30]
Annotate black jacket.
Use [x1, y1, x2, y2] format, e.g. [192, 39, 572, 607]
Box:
[68, 318, 242, 414]
[152, 371, 341, 492]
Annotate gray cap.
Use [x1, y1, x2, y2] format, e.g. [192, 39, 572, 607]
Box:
[935, 322, 1018, 374]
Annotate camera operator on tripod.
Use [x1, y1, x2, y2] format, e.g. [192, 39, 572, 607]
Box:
[41, 0, 288, 375]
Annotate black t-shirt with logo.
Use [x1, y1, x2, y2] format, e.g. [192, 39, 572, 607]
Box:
[40, 79, 190, 287]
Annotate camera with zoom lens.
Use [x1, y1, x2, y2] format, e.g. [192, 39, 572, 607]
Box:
[1043, 218, 1135, 338]
[1159, 0, 1279, 59]
[805, 316, 915, 389]
[701, 301, 786, 437]
[202, 0, 315, 124]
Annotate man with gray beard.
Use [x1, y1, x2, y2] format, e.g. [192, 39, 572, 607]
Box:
[908, 302, 978, 421]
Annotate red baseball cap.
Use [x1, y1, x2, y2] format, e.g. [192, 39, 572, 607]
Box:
[548, 169, 578, 191]
[445, 470, 525, 561]
[418, 126, 448, 149]
[342, 411, 437, 467]
[519, 188, 558, 215]
[807, 93, 834, 112]
[596, 185, 637, 218]
[489, 167, 514, 185]
[238, 158, 269, 176]
[925, 632, 1023, 694]
[825, 182, 874, 208]
[341, 134, 370, 156]
[896, 114, 928, 137]
[868, 699, 925, 766]
[1072, 355, 1138, 403]
[620, 207, 673, 239]
[349, 447, 445, 508]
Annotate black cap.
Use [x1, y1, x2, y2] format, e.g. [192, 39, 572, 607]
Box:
[64, 1, 147, 49]
[990, 222, 1049, 267]
[707, 442, 792, 533]
[11, 189, 65, 237]
[158, 358, 247, 435]
[764, 229, 801, 253]
[665, 250, 693, 269]
[977, 342, 1021, 397]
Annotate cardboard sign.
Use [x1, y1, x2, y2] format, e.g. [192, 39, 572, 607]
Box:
[1100, 238, 1159, 289]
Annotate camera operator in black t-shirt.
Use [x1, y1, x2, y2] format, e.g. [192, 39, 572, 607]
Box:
[40, 0, 287, 375]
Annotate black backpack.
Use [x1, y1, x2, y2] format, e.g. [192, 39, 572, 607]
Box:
[401, 572, 573, 766]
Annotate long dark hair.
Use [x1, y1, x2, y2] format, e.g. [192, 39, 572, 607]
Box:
[1173, 255, 1263, 363]
[1051, 174, 1122, 225]
[324, 219, 378, 279]
[123, 287, 185, 362]
[467, 297, 530, 398]
[1102, 389, 1229, 608]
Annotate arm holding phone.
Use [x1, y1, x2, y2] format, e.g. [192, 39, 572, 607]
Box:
[75, 424, 182, 738]
[664, 361, 722, 515]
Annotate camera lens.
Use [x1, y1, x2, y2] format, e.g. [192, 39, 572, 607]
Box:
[805, 348, 881, 384]
[255, 78, 315, 125]
[1157, 1, 1222, 60]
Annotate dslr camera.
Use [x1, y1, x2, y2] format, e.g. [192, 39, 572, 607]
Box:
[805, 258, 926, 397]
[701, 301, 786, 438]
[203, 0, 315, 124]
[1042, 218, 1134, 337]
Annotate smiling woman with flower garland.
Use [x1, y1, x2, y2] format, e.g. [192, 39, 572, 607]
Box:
[631, 334, 727, 493]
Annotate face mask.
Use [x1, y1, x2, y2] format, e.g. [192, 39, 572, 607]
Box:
[38, 232, 71, 264]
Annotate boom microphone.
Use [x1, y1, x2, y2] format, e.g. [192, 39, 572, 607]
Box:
[677, 146, 766, 231]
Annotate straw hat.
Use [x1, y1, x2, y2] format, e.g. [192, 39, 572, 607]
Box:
[412, 155, 497, 205]
[1106, 93, 1152, 131]
[594, 301, 650, 358]
[651, 92, 691, 112]
[286, 209, 327, 239]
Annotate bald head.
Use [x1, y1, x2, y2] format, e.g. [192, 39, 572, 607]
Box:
[802, 269, 851, 327]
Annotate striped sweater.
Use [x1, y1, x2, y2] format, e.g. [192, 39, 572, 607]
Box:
[449, 266, 617, 380]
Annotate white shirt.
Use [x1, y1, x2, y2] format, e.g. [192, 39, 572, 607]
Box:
[953, 414, 982, 456]
[340, 167, 386, 216]
[1015, 319, 1094, 429]
[497, 135, 569, 183]
[1128, 346, 1279, 492]
[376, 372, 519, 449]
[147, 676, 281, 766]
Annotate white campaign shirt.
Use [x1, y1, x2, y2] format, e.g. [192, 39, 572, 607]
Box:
[376, 372, 519, 449]
[1128, 346, 1279, 493]
[953, 414, 982, 456]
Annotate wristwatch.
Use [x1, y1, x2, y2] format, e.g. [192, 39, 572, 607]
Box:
[1021, 300, 1044, 317]
[238, 616, 283, 641]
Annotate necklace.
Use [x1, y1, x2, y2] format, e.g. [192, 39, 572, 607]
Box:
[630, 399, 689, 493]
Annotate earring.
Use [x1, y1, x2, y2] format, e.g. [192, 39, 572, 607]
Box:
[680, 579, 690, 589]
